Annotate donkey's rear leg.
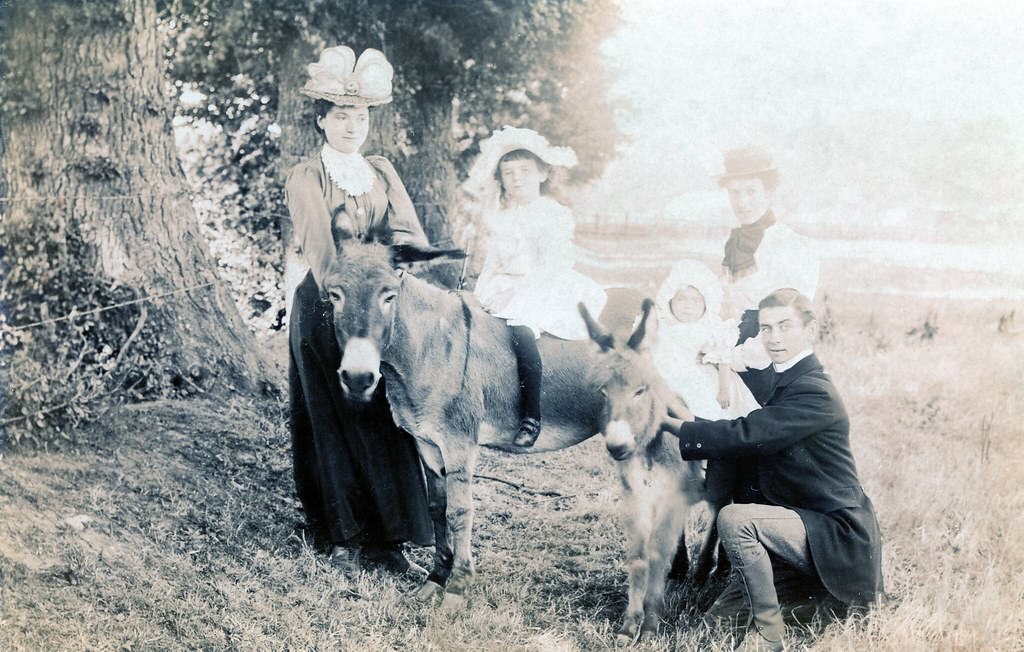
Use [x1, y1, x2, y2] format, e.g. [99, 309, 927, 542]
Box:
[697, 459, 736, 585]
[667, 532, 689, 582]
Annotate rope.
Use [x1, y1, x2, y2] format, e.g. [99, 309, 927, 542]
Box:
[0, 191, 193, 204]
[3, 280, 218, 332]
[0, 195, 448, 206]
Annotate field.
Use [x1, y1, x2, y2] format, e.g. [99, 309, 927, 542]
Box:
[2, 238, 1023, 651]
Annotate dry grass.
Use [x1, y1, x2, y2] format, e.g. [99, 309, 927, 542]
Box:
[1, 289, 1022, 651]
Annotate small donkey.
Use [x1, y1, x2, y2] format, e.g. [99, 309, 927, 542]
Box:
[579, 300, 730, 642]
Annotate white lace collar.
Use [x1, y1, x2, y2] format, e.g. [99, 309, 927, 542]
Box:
[320, 144, 376, 196]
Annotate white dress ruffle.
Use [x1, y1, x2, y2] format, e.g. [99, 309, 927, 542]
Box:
[474, 197, 606, 340]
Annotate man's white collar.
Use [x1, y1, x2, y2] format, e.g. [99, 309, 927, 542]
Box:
[773, 349, 813, 373]
[320, 144, 376, 196]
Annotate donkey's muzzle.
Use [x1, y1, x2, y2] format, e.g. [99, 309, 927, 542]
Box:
[340, 369, 377, 399]
[604, 420, 635, 461]
[339, 337, 382, 401]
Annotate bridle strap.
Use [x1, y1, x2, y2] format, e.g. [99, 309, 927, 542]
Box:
[455, 291, 473, 393]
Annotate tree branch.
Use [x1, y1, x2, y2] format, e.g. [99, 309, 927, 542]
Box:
[474, 473, 568, 498]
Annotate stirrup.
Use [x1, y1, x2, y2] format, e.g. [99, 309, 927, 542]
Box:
[514, 417, 541, 447]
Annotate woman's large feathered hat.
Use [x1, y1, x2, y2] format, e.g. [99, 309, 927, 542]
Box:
[300, 46, 393, 106]
[463, 126, 577, 200]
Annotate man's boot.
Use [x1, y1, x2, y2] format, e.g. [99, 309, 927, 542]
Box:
[736, 569, 785, 652]
[703, 572, 750, 648]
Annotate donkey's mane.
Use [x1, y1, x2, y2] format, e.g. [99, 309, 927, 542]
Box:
[331, 240, 394, 282]
[587, 351, 637, 388]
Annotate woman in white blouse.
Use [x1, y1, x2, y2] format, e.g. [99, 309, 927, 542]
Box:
[716, 146, 820, 344]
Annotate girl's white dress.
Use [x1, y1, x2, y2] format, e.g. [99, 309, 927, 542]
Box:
[473, 196, 607, 340]
[651, 260, 762, 419]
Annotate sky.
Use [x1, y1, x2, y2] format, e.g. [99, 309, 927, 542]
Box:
[586, 0, 1024, 217]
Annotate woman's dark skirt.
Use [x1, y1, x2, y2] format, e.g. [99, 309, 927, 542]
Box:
[289, 272, 433, 547]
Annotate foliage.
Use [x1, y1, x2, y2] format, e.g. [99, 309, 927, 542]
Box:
[905, 310, 939, 341]
[169, 0, 621, 174]
[0, 202, 209, 448]
[1, 0, 272, 450]
[165, 0, 624, 325]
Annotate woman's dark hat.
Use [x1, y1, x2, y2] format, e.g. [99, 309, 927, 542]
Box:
[716, 146, 778, 185]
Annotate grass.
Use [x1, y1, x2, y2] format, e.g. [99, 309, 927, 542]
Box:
[1, 288, 1022, 651]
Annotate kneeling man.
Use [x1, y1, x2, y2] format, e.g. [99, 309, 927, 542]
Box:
[660, 288, 883, 651]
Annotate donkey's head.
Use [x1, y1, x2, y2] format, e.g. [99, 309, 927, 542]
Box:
[320, 238, 464, 402]
[580, 299, 686, 461]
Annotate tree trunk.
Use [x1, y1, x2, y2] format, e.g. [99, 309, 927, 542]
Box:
[397, 87, 459, 249]
[276, 36, 318, 174]
[393, 86, 461, 287]
[1, 0, 272, 444]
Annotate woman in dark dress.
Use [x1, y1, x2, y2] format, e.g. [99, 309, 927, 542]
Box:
[284, 45, 433, 572]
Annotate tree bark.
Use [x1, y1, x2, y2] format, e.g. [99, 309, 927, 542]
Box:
[1, 0, 272, 440]
[397, 86, 459, 250]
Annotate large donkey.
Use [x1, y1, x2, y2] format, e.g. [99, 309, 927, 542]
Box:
[321, 238, 647, 607]
[578, 301, 730, 642]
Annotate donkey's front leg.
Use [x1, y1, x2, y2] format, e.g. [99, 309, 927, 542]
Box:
[617, 495, 652, 643]
[641, 500, 690, 637]
[440, 443, 478, 610]
[414, 442, 451, 603]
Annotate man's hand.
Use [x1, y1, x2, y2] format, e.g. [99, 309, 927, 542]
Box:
[660, 416, 686, 437]
[666, 397, 694, 422]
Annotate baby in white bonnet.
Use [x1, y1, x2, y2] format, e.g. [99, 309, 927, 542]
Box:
[650, 260, 764, 419]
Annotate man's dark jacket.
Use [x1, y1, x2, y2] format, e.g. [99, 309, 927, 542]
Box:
[677, 354, 883, 606]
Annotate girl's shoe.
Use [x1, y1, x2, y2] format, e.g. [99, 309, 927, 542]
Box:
[514, 417, 541, 447]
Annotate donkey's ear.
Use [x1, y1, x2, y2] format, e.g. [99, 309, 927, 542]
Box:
[331, 206, 357, 242]
[579, 302, 615, 352]
[389, 243, 467, 268]
[626, 298, 655, 351]
[316, 256, 344, 302]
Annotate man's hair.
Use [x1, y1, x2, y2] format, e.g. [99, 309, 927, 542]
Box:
[758, 288, 815, 324]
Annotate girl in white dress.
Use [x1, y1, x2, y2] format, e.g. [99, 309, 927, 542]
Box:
[651, 260, 762, 419]
[465, 127, 606, 446]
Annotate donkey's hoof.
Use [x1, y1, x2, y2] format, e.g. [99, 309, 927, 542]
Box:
[615, 623, 641, 646]
[413, 580, 444, 603]
[439, 590, 466, 612]
[642, 611, 663, 634]
[614, 631, 637, 646]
